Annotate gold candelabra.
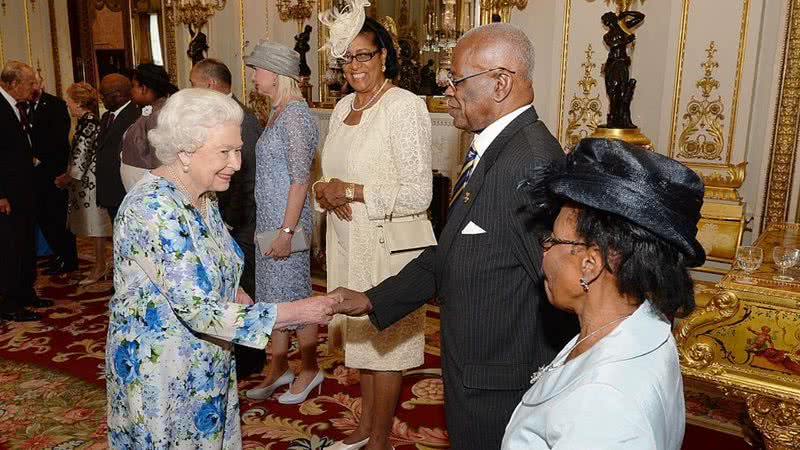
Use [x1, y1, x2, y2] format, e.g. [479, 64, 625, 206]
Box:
[480, 0, 528, 24]
[605, 0, 646, 13]
[165, 0, 226, 28]
[276, 0, 315, 30]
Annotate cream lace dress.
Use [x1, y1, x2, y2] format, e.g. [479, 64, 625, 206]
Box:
[319, 87, 432, 370]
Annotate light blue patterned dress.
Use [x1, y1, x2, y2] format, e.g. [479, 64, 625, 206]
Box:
[106, 173, 277, 449]
[255, 100, 319, 305]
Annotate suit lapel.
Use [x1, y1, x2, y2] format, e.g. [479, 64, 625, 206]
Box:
[437, 108, 539, 262]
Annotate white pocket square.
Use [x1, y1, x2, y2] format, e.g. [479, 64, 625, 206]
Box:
[461, 221, 486, 235]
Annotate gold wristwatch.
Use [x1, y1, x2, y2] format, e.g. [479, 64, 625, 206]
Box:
[279, 226, 295, 235]
[345, 183, 355, 201]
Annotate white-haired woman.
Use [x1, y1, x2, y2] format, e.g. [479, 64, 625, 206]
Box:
[243, 41, 322, 404]
[105, 88, 336, 448]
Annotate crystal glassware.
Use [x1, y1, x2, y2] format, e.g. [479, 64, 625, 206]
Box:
[735, 246, 763, 284]
[772, 246, 800, 282]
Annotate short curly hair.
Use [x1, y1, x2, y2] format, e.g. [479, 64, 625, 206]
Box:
[148, 88, 243, 165]
[66, 82, 98, 113]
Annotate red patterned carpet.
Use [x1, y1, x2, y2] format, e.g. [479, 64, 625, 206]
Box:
[0, 239, 751, 449]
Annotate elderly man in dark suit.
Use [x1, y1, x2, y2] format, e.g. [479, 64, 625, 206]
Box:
[28, 75, 78, 275]
[328, 24, 577, 450]
[190, 58, 264, 377]
[96, 73, 140, 221]
[0, 61, 50, 321]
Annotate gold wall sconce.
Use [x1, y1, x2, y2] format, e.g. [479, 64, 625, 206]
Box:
[480, 0, 528, 24]
[165, 0, 226, 27]
[276, 0, 315, 31]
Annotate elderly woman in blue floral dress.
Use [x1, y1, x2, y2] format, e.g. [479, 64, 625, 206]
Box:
[105, 88, 337, 449]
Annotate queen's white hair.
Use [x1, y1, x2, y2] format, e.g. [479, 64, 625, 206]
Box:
[148, 88, 243, 165]
[460, 23, 535, 82]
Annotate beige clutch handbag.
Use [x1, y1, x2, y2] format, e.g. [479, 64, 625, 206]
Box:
[374, 216, 438, 278]
[255, 226, 309, 254]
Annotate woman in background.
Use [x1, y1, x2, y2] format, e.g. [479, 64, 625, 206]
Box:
[243, 40, 323, 405]
[314, 15, 433, 450]
[55, 82, 112, 285]
[120, 63, 178, 190]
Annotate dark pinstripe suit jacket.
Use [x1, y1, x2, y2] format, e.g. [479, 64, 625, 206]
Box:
[366, 106, 577, 446]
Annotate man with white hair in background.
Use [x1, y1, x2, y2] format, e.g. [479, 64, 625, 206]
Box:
[331, 23, 578, 449]
[0, 61, 46, 322]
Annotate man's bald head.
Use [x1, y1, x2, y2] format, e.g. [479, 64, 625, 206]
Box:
[99, 73, 132, 111]
[459, 23, 535, 83]
[0, 61, 37, 102]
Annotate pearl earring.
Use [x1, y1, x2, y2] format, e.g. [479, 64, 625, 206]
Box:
[182, 164, 190, 173]
[381, 64, 386, 72]
[579, 278, 590, 293]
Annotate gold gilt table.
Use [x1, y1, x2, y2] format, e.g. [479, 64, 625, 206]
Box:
[677, 222, 800, 449]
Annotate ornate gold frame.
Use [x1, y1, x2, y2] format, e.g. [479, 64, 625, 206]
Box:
[764, 0, 800, 228]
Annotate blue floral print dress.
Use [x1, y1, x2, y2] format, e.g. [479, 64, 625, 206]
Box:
[105, 173, 277, 449]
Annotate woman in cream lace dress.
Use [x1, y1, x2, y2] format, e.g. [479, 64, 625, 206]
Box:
[314, 17, 432, 450]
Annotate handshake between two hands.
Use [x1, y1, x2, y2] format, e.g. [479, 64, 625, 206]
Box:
[305, 287, 374, 324]
[236, 287, 373, 327]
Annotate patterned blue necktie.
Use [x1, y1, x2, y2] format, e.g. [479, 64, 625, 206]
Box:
[449, 147, 478, 213]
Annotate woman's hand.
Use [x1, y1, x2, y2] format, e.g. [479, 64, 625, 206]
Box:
[332, 204, 353, 221]
[320, 178, 350, 209]
[314, 181, 331, 208]
[265, 231, 292, 260]
[54, 173, 73, 189]
[275, 295, 340, 328]
[235, 288, 254, 305]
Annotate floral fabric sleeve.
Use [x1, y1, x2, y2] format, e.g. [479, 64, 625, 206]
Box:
[362, 95, 433, 219]
[117, 201, 277, 349]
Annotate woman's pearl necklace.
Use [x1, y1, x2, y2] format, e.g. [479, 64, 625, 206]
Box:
[528, 313, 632, 385]
[167, 165, 206, 214]
[351, 78, 389, 112]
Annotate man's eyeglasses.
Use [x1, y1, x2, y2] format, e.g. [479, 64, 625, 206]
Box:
[337, 49, 381, 66]
[446, 67, 516, 91]
[538, 235, 588, 251]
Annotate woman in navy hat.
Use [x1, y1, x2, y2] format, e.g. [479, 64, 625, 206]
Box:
[502, 138, 705, 450]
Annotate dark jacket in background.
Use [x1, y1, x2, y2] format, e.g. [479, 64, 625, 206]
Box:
[0, 93, 37, 311]
[29, 92, 77, 266]
[95, 101, 141, 216]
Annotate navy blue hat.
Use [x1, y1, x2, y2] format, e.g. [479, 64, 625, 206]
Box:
[523, 138, 706, 266]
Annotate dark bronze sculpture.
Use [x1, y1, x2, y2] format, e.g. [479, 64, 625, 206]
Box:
[187, 25, 209, 66]
[600, 10, 645, 129]
[295, 25, 313, 78]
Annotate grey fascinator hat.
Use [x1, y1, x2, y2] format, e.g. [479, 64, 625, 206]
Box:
[244, 40, 301, 81]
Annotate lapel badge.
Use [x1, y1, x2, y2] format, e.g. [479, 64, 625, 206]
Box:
[463, 192, 471, 203]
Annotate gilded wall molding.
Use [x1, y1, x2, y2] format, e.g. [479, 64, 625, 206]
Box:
[669, 0, 750, 164]
[23, 0, 32, 65]
[668, 0, 692, 159]
[764, 0, 800, 229]
[165, 4, 178, 84]
[678, 41, 725, 160]
[47, 0, 61, 97]
[239, 0, 245, 100]
[0, 13, 4, 64]
[555, 0, 571, 143]
[564, 43, 601, 148]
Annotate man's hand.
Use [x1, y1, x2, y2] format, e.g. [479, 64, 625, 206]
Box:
[0, 198, 11, 215]
[330, 287, 373, 316]
[54, 173, 73, 189]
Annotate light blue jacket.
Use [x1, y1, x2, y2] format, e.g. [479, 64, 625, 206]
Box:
[502, 300, 685, 450]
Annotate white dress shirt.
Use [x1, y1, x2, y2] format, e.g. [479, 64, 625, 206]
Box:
[1, 85, 21, 122]
[470, 104, 531, 168]
[502, 300, 685, 450]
